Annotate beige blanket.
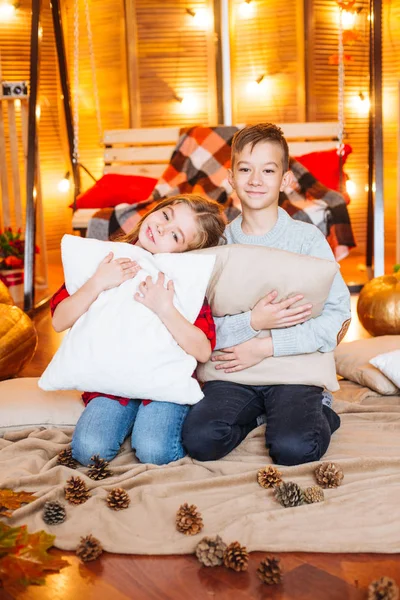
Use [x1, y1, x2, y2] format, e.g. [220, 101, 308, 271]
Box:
[1, 381, 400, 554]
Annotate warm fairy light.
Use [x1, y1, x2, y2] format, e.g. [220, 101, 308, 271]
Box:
[0, 1, 16, 19]
[365, 182, 376, 192]
[238, 0, 255, 18]
[14, 98, 21, 109]
[33, 187, 37, 199]
[173, 91, 199, 114]
[354, 92, 370, 115]
[186, 7, 211, 28]
[35, 105, 41, 119]
[346, 179, 356, 195]
[58, 172, 71, 193]
[341, 9, 356, 30]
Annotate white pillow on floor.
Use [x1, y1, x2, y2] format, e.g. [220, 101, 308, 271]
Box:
[39, 235, 215, 405]
[370, 350, 400, 388]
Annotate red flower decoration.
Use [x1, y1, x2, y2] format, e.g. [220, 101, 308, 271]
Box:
[4, 256, 24, 268]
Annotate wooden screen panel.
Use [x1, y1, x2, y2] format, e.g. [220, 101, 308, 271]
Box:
[230, 0, 305, 125]
[382, 0, 400, 258]
[306, 0, 370, 254]
[131, 0, 217, 127]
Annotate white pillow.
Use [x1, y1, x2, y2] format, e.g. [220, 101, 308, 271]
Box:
[0, 377, 84, 435]
[39, 235, 215, 405]
[370, 350, 400, 388]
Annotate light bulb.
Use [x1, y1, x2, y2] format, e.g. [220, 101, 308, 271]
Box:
[238, 0, 255, 18]
[35, 105, 41, 119]
[0, 2, 15, 19]
[190, 8, 211, 28]
[14, 99, 21, 109]
[58, 172, 71, 193]
[346, 179, 356, 195]
[180, 93, 198, 114]
[341, 9, 356, 30]
[354, 92, 370, 115]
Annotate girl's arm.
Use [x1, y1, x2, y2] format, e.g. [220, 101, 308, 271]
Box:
[134, 273, 212, 363]
[53, 252, 140, 332]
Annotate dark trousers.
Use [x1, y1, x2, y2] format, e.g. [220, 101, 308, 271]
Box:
[182, 382, 341, 466]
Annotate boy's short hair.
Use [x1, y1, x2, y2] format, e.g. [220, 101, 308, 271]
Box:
[231, 123, 289, 172]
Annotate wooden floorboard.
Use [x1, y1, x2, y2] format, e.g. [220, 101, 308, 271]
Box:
[4, 262, 400, 599]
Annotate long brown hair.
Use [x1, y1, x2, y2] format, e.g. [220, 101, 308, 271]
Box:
[117, 194, 226, 250]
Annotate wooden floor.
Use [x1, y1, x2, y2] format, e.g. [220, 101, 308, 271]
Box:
[5, 256, 400, 600]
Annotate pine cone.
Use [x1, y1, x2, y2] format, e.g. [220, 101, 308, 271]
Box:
[106, 488, 130, 511]
[64, 476, 91, 505]
[176, 503, 203, 536]
[274, 481, 304, 508]
[57, 448, 78, 469]
[87, 455, 113, 481]
[76, 534, 103, 562]
[42, 501, 66, 525]
[257, 465, 282, 489]
[368, 577, 399, 600]
[195, 536, 227, 567]
[257, 556, 282, 585]
[314, 462, 344, 488]
[304, 485, 325, 504]
[223, 541, 249, 572]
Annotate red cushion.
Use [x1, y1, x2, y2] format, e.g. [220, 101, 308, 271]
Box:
[73, 174, 157, 209]
[294, 144, 352, 192]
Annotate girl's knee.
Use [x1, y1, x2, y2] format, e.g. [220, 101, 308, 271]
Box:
[268, 435, 328, 466]
[71, 430, 119, 466]
[134, 437, 185, 465]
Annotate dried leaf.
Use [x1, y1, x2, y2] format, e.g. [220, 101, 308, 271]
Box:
[0, 522, 69, 593]
[0, 488, 37, 517]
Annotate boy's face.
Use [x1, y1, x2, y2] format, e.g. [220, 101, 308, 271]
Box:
[228, 141, 292, 212]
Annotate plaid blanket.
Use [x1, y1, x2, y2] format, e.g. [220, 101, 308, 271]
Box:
[86, 126, 356, 259]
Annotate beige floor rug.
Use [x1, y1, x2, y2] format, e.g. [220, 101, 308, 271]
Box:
[1, 381, 400, 554]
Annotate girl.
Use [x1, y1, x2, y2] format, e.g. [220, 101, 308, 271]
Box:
[51, 194, 225, 466]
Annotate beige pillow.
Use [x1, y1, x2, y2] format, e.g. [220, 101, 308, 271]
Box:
[194, 245, 340, 391]
[0, 377, 84, 434]
[334, 336, 400, 395]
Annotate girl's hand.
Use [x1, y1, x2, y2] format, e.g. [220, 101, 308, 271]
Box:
[92, 252, 140, 292]
[134, 272, 175, 317]
[250, 291, 312, 331]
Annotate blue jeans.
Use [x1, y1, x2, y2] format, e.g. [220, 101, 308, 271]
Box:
[71, 396, 190, 466]
[182, 382, 341, 466]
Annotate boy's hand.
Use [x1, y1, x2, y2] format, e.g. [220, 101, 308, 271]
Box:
[134, 272, 174, 317]
[212, 337, 273, 373]
[92, 252, 140, 292]
[251, 291, 312, 331]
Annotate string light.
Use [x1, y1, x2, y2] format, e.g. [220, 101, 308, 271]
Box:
[186, 7, 211, 28]
[173, 92, 199, 114]
[354, 91, 370, 115]
[58, 172, 71, 193]
[246, 74, 267, 93]
[14, 99, 21, 109]
[35, 105, 41, 120]
[238, 0, 255, 18]
[0, 1, 16, 19]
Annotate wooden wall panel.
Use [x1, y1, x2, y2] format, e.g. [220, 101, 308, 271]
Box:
[305, 0, 370, 254]
[230, 0, 305, 125]
[130, 0, 217, 127]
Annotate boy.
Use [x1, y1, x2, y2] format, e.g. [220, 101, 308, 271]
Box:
[182, 123, 351, 466]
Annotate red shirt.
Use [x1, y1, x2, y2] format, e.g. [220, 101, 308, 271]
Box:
[50, 283, 216, 407]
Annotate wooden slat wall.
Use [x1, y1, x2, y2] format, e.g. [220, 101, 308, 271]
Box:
[230, 0, 305, 124]
[130, 0, 217, 127]
[0, 0, 70, 251]
[63, 0, 130, 187]
[382, 0, 400, 258]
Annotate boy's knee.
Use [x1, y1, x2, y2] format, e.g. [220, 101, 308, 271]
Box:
[182, 419, 232, 462]
[268, 435, 326, 467]
[71, 431, 119, 466]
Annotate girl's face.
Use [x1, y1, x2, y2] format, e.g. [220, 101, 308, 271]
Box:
[137, 203, 199, 253]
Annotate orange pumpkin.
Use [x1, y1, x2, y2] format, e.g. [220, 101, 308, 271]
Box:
[0, 304, 38, 380]
[357, 272, 400, 336]
[0, 280, 13, 306]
